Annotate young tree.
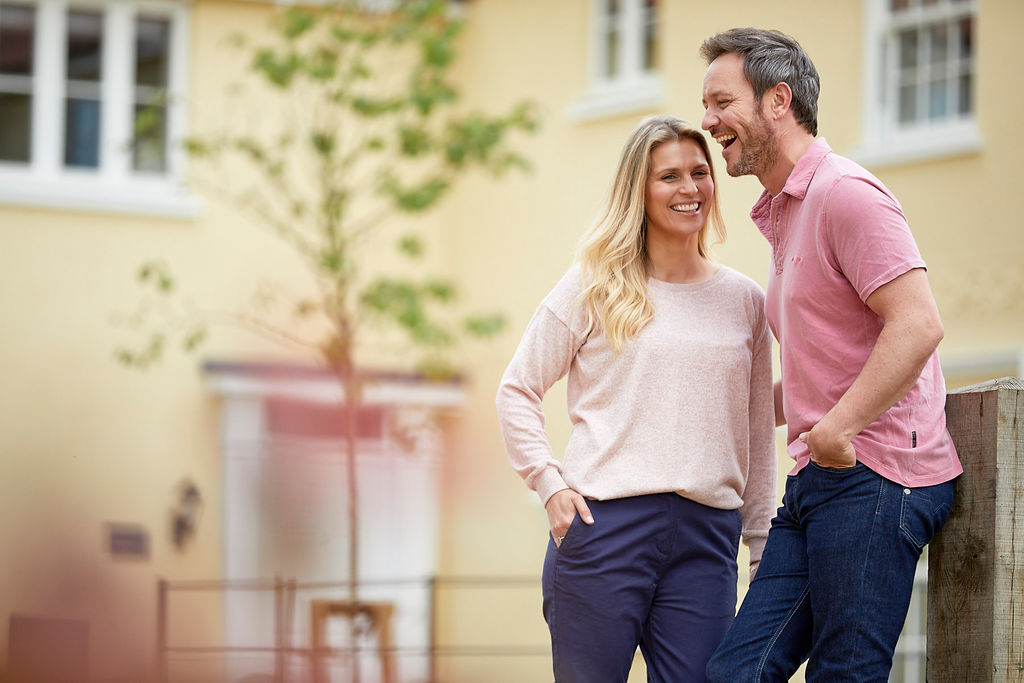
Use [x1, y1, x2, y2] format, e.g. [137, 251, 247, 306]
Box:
[118, 0, 536, 667]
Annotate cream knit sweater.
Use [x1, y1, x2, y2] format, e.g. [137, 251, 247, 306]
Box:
[496, 263, 777, 564]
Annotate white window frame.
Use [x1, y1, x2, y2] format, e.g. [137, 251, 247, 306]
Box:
[852, 0, 980, 168]
[0, 0, 199, 218]
[568, 0, 662, 122]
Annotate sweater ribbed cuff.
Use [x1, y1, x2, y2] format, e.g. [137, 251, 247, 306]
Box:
[746, 534, 768, 567]
[535, 468, 570, 507]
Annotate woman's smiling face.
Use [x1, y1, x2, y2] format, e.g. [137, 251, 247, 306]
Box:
[643, 137, 714, 247]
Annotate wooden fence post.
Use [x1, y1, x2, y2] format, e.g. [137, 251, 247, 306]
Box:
[928, 376, 1024, 681]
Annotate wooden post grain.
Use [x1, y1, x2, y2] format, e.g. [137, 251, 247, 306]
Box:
[928, 377, 1024, 681]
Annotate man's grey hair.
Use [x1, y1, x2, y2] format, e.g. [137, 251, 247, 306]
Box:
[700, 28, 820, 137]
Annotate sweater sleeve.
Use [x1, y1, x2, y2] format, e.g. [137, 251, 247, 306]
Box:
[496, 295, 585, 506]
[740, 304, 778, 577]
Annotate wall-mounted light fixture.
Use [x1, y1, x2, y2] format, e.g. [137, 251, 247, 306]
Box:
[171, 478, 203, 550]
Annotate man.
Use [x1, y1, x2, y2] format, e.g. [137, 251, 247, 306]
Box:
[699, 28, 962, 682]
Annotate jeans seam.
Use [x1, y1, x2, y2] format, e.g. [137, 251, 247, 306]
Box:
[754, 581, 810, 681]
[844, 477, 887, 681]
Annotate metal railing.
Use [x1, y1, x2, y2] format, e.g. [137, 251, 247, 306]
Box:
[156, 574, 547, 683]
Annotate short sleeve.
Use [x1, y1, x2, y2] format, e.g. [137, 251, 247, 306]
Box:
[823, 176, 926, 302]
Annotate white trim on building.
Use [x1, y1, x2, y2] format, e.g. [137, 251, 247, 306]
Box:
[568, 0, 663, 122]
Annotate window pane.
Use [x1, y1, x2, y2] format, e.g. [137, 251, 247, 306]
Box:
[957, 72, 971, 114]
[898, 84, 917, 123]
[898, 29, 918, 70]
[642, 0, 657, 71]
[0, 4, 34, 75]
[65, 98, 100, 167]
[928, 78, 948, 119]
[958, 17, 973, 59]
[135, 17, 169, 88]
[604, 27, 618, 78]
[67, 11, 102, 81]
[133, 103, 166, 173]
[0, 91, 30, 161]
[928, 24, 948, 65]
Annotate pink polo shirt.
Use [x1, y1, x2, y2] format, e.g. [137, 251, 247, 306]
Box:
[751, 138, 961, 487]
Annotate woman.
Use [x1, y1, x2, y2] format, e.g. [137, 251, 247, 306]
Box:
[495, 115, 777, 682]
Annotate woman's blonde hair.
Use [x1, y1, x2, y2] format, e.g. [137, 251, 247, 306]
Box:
[577, 115, 726, 350]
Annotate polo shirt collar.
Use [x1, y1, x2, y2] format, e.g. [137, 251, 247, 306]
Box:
[749, 137, 832, 240]
[782, 137, 832, 200]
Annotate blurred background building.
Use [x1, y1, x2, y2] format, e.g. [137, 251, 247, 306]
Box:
[0, 0, 1020, 681]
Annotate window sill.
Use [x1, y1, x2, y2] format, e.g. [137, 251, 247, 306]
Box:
[0, 172, 202, 219]
[567, 75, 664, 123]
[848, 121, 983, 169]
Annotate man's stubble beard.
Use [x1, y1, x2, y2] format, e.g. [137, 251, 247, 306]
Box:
[728, 106, 778, 179]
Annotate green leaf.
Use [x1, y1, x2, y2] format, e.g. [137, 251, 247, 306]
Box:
[182, 328, 207, 352]
[319, 249, 346, 275]
[138, 260, 174, 294]
[311, 131, 336, 156]
[408, 71, 457, 115]
[280, 8, 317, 40]
[253, 48, 301, 88]
[351, 95, 405, 116]
[399, 125, 433, 156]
[308, 48, 338, 81]
[183, 137, 215, 157]
[380, 174, 449, 212]
[234, 137, 267, 163]
[422, 34, 455, 68]
[424, 279, 455, 301]
[398, 235, 424, 258]
[464, 313, 505, 337]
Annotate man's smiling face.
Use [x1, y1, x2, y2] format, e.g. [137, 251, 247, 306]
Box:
[701, 52, 778, 179]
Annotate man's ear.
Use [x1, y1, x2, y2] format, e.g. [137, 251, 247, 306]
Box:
[764, 81, 793, 121]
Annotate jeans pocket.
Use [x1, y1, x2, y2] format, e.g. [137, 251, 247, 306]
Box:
[809, 460, 865, 475]
[899, 484, 954, 550]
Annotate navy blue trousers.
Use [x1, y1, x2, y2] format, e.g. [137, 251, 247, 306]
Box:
[542, 493, 742, 682]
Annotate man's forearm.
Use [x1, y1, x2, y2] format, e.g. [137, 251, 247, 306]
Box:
[816, 314, 941, 448]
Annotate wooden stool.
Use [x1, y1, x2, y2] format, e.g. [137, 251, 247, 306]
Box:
[310, 600, 395, 683]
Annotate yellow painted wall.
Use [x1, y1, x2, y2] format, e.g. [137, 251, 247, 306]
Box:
[0, 0, 1020, 681]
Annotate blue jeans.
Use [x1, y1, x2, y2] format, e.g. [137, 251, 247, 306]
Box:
[706, 462, 954, 682]
[543, 493, 742, 682]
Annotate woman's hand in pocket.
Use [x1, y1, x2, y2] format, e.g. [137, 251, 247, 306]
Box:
[545, 489, 594, 547]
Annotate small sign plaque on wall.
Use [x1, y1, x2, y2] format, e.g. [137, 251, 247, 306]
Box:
[105, 523, 150, 559]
